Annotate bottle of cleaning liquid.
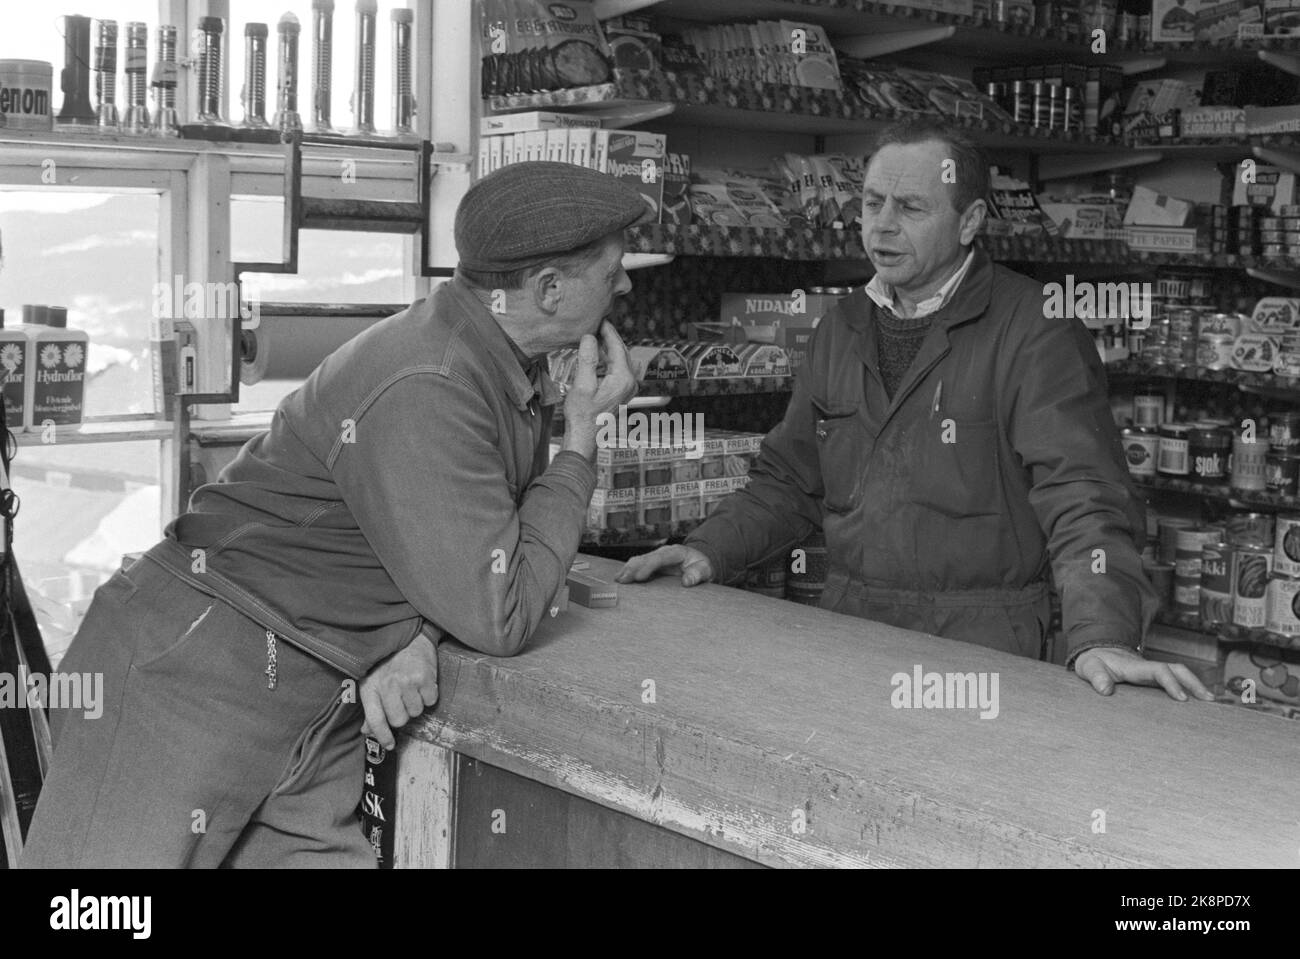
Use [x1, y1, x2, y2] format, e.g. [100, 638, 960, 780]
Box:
[24, 304, 88, 431]
[0, 308, 28, 430]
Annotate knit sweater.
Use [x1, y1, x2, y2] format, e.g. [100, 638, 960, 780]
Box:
[876, 308, 934, 399]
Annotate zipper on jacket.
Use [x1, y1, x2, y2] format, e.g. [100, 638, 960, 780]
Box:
[265, 630, 278, 690]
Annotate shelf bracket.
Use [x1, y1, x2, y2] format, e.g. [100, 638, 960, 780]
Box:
[1246, 266, 1300, 289]
[837, 27, 957, 60]
[1258, 50, 1300, 78]
[1038, 150, 1164, 181]
[624, 253, 674, 271]
[1115, 56, 1168, 76]
[592, 0, 662, 18]
[1253, 144, 1300, 176]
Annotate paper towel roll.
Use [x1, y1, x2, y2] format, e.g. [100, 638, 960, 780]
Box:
[239, 314, 384, 385]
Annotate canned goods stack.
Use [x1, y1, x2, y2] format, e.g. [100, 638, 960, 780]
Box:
[1267, 411, 1300, 495]
[1172, 526, 1224, 616]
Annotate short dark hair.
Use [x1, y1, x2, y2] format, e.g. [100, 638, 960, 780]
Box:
[871, 119, 990, 216]
[458, 233, 612, 291]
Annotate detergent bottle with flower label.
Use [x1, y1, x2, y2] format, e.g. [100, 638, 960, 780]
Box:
[0, 309, 28, 430]
[23, 305, 87, 430]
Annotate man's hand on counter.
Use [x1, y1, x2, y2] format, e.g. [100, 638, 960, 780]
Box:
[1073, 646, 1216, 702]
[360, 631, 440, 749]
[616, 544, 715, 587]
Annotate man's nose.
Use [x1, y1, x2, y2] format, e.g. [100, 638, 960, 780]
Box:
[616, 269, 632, 296]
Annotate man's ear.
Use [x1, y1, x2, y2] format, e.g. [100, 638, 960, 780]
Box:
[532, 266, 563, 314]
[959, 199, 987, 246]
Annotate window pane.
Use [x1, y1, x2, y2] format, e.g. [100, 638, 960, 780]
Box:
[0, 191, 161, 415]
[241, 229, 409, 305]
[10, 439, 162, 663]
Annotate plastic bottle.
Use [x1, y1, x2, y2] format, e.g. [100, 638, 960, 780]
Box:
[24, 305, 88, 430]
[0, 308, 27, 430]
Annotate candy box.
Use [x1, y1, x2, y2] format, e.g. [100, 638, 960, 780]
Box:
[638, 482, 675, 527]
[680, 342, 745, 379]
[698, 433, 728, 479]
[701, 476, 734, 516]
[671, 479, 704, 523]
[587, 487, 637, 532]
[628, 344, 689, 382]
[639, 444, 679, 487]
[594, 445, 642, 490]
[738, 342, 791, 377]
[599, 129, 666, 221]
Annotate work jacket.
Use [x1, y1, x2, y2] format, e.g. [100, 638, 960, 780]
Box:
[685, 247, 1157, 664]
[143, 276, 594, 679]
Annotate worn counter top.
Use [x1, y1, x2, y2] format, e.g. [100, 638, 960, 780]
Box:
[403, 555, 1298, 868]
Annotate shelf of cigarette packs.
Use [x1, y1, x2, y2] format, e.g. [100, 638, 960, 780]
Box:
[624, 222, 1131, 264]
[487, 69, 1122, 149]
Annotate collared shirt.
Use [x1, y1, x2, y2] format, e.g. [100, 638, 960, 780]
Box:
[864, 248, 976, 318]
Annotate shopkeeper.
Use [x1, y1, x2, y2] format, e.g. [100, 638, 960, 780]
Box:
[22, 162, 642, 868]
[620, 118, 1213, 703]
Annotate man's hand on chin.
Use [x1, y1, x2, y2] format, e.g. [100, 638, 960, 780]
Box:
[360, 632, 440, 749]
[1073, 646, 1215, 702]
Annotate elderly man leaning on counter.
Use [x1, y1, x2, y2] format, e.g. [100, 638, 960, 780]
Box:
[21, 162, 643, 869]
[620, 118, 1212, 704]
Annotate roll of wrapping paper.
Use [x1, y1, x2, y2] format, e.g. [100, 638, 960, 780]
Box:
[240, 314, 381, 385]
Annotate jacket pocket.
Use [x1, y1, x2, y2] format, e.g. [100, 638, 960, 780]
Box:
[813, 402, 867, 514]
[911, 418, 1001, 518]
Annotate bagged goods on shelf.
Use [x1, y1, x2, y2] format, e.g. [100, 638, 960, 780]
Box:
[778, 21, 841, 91]
[661, 151, 692, 227]
[480, 0, 613, 97]
[603, 19, 662, 72]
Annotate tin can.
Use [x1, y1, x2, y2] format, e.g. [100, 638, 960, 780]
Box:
[1199, 542, 1233, 626]
[1157, 516, 1195, 565]
[1265, 574, 1300, 636]
[1189, 427, 1231, 482]
[1270, 411, 1300, 453]
[1175, 528, 1224, 613]
[1133, 388, 1163, 427]
[744, 553, 787, 598]
[1196, 332, 1234, 370]
[1274, 514, 1300, 576]
[786, 530, 828, 602]
[1121, 427, 1158, 478]
[0, 60, 54, 131]
[1266, 452, 1300, 495]
[1157, 424, 1190, 475]
[1232, 435, 1269, 492]
[1232, 544, 1272, 628]
[1225, 511, 1275, 549]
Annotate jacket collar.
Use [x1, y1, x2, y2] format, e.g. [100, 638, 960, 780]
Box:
[842, 244, 994, 336]
[440, 276, 561, 412]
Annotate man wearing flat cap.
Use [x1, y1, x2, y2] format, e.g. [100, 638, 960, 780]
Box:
[22, 161, 644, 869]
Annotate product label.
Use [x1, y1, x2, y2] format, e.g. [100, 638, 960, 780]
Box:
[32, 340, 85, 425]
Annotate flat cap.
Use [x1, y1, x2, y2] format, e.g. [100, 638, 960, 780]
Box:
[455, 161, 649, 273]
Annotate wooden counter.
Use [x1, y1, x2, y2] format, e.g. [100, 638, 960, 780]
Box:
[395, 556, 1299, 868]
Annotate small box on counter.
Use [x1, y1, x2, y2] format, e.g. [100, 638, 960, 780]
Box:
[565, 571, 619, 608]
[671, 480, 704, 523]
[595, 446, 642, 490]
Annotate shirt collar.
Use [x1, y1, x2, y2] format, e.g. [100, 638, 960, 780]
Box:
[864, 247, 976, 319]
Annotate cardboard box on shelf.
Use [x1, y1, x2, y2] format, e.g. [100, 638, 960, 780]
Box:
[600, 129, 667, 221]
[586, 487, 637, 532]
[1037, 195, 1127, 240]
[628, 344, 689, 382]
[479, 111, 602, 135]
[638, 482, 675, 527]
[1123, 185, 1193, 227]
[1231, 164, 1297, 211]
